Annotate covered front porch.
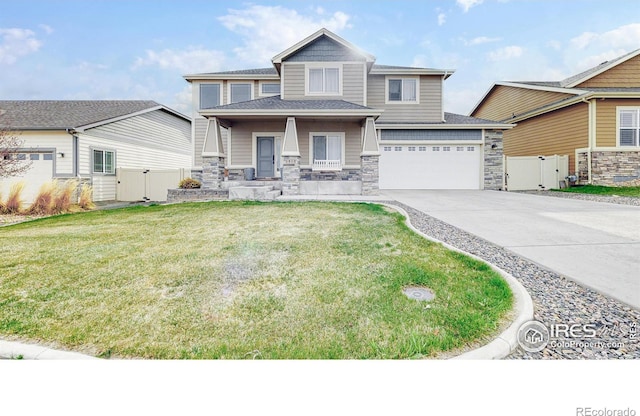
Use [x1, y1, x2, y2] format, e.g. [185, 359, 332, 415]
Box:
[198, 110, 382, 196]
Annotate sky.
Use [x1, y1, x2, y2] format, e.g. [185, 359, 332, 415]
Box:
[1, 0, 639, 117]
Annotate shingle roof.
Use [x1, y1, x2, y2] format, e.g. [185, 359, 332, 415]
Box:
[372, 64, 442, 71]
[376, 113, 510, 126]
[560, 49, 640, 87]
[0, 100, 164, 129]
[189, 67, 278, 76]
[203, 95, 375, 111]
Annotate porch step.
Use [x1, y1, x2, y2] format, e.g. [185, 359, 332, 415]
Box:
[228, 186, 282, 201]
[222, 180, 283, 191]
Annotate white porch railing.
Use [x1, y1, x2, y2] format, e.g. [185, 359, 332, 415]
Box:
[312, 159, 342, 171]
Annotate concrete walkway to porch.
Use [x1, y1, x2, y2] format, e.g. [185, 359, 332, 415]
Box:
[277, 194, 389, 202]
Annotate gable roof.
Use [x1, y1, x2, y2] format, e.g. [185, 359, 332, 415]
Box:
[271, 28, 376, 73]
[0, 100, 189, 130]
[469, 48, 640, 117]
[560, 48, 640, 88]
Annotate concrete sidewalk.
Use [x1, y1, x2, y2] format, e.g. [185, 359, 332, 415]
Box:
[383, 190, 640, 309]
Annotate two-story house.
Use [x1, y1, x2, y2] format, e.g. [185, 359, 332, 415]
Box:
[184, 28, 512, 196]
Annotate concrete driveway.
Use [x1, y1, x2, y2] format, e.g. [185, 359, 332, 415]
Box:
[383, 190, 640, 309]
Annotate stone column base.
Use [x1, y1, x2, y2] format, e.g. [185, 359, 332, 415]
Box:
[202, 156, 226, 189]
[361, 154, 379, 195]
[282, 156, 300, 196]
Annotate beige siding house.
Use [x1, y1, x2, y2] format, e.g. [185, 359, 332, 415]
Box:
[184, 28, 512, 195]
[0, 101, 192, 202]
[471, 49, 640, 186]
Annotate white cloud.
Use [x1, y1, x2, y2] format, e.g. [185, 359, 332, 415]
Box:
[0, 28, 42, 64]
[132, 47, 226, 74]
[456, 0, 484, 12]
[39, 24, 54, 35]
[463, 36, 502, 46]
[218, 5, 351, 65]
[570, 23, 640, 51]
[487, 46, 523, 61]
[438, 13, 446, 26]
[547, 40, 562, 51]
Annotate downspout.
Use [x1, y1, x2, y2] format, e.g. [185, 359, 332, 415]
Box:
[581, 97, 594, 184]
[66, 128, 79, 178]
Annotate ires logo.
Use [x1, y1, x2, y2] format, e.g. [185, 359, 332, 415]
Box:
[549, 323, 597, 338]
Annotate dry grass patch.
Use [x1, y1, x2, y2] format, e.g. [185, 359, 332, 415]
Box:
[0, 201, 513, 359]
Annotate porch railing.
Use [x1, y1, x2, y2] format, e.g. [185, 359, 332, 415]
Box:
[312, 159, 342, 171]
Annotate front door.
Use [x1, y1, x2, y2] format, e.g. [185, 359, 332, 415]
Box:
[256, 136, 274, 178]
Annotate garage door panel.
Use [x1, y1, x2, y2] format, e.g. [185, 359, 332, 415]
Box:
[0, 152, 54, 203]
[379, 145, 481, 189]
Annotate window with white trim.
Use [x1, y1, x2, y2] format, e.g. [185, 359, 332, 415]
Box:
[387, 78, 418, 103]
[93, 149, 115, 174]
[199, 83, 221, 109]
[260, 82, 280, 96]
[308, 66, 340, 95]
[619, 108, 640, 146]
[311, 133, 343, 170]
[229, 83, 253, 103]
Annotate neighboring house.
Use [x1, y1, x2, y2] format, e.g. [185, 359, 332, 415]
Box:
[470, 49, 640, 187]
[184, 28, 512, 195]
[0, 100, 192, 202]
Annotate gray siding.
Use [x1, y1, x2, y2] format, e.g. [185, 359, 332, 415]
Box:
[295, 119, 362, 166]
[87, 110, 192, 155]
[282, 62, 365, 104]
[380, 129, 482, 141]
[367, 75, 443, 122]
[285, 35, 366, 62]
[228, 120, 286, 166]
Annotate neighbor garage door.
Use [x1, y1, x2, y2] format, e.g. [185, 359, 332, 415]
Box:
[0, 151, 54, 203]
[379, 144, 481, 189]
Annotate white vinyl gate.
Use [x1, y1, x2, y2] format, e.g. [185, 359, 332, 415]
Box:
[505, 155, 569, 191]
[116, 168, 190, 202]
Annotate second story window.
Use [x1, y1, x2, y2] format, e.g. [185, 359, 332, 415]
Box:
[260, 82, 281, 96]
[387, 78, 418, 103]
[230, 83, 253, 103]
[308, 66, 341, 95]
[200, 83, 221, 109]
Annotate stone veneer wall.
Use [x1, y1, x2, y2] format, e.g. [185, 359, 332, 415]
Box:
[281, 156, 300, 196]
[167, 188, 228, 203]
[591, 150, 640, 186]
[576, 152, 589, 183]
[361, 155, 379, 195]
[201, 156, 225, 189]
[483, 130, 504, 190]
[299, 168, 361, 181]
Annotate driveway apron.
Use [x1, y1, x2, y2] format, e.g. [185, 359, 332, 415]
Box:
[382, 190, 640, 309]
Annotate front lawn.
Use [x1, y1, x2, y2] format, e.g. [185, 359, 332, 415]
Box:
[553, 185, 640, 197]
[0, 202, 512, 359]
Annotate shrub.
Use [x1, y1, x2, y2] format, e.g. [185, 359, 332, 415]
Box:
[78, 183, 95, 210]
[179, 177, 201, 189]
[26, 180, 57, 215]
[3, 181, 25, 214]
[51, 180, 78, 214]
[0, 191, 5, 213]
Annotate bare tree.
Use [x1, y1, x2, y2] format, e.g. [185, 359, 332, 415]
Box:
[0, 125, 32, 179]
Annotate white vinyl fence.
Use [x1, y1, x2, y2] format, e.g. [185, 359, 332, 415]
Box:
[116, 168, 190, 202]
[505, 155, 569, 191]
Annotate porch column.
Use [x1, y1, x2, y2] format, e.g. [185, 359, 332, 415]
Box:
[360, 117, 380, 195]
[281, 117, 301, 196]
[483, 130, 504, 190]
[201, 117, 226, 189]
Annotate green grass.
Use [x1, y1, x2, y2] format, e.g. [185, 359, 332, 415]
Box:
[553, 185, 640, 197]
[0, 202, 513, 359]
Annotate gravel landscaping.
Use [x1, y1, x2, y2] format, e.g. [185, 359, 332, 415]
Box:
[387, 200, 639, 359]
[518, 190, 640, 206]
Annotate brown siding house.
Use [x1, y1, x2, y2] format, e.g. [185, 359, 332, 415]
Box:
[471, 49, 640, 186]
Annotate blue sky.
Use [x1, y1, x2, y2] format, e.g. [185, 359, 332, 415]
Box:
[1, 0, 639, 116]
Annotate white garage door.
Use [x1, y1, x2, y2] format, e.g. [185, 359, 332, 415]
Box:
[379, 144, 481, 189]
[0, 152, 54, 203]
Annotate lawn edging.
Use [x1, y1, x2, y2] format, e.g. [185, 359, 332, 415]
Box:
[0, 339, 98, 360]
[382, 203, 534, 360]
